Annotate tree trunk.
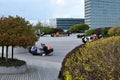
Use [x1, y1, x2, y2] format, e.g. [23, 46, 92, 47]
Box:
[2, 46, 4, 59]
[6, 46, 9, 61]
[11, 46, 14, 59]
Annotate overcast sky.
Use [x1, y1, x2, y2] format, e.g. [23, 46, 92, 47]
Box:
[0, 0, 84, 23]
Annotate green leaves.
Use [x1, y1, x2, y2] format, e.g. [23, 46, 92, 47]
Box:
[70, 23, 89, 33]
[62, 36, 120, 80]
[108, 26, 120, 36]
[0, 15, 38, 47]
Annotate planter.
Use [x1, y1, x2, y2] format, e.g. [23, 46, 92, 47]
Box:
[0, 64, 27, 74]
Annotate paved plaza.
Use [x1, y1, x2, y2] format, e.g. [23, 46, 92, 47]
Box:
[0, 34, 83, 80]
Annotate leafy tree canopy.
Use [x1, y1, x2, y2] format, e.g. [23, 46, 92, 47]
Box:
[33, 21, 64, 34]
[70, 23, 89, 33]
[0, 15, 38, 48]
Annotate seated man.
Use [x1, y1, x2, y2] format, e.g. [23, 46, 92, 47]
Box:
[41, 43, 54, 56]
[29, 45, 45, 56]
[30, 45, 37, 55]
[47, 45, 53, 53]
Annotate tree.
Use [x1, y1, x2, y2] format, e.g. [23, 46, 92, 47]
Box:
[33, 21, 64, 35]
[52, 27, 64, 33]
[70, 23, 89, 33]
[33, 21, 43, 30]
[0, 17, 11, 60]
[0, 16, 38, 61]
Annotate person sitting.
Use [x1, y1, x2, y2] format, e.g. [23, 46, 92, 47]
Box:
[29, 45, 45, 56]
[47, 45, 54, 54]
[41, 43, 54, 56]
[82, 35, 89, 44]
[91, 33, 99, 41]
[30, 45, 37, 55]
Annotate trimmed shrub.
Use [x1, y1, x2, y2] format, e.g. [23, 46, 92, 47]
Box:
[94, 28, 102, 35]
[70, 24, 89, 33]
[85, 27, 111, 37]
[101, 29, 109, 38]
[84, 29, 95, 36]
[101, 27, 111, 38]
[60, 36, 120, 80]
[58, 44, 85, 80]
[108, 26, 120, 36]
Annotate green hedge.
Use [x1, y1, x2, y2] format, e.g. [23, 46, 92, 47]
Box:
[84, 29, 95, 36]
[108, 26, 120, 36]
[59, 36, 120, 80]
[85, 27, 111, 37]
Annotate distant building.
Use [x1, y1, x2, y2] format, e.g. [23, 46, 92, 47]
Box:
[49, 18, 85, 30]
[85, 0, 120, 29]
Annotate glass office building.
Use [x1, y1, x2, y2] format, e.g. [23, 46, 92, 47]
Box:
[50, 18, 84, 30]
[85, 0, 120, 29]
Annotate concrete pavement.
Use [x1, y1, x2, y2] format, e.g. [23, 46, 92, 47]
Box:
[0, 34, 83, 80]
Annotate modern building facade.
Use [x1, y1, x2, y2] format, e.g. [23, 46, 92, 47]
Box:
[85, 0, 120, 29]
[50, 18, 84, 30]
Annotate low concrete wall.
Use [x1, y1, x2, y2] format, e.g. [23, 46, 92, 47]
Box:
[0, 64, 27, 74]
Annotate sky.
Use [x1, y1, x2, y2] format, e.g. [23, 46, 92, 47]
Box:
[0, 0, 84, 24]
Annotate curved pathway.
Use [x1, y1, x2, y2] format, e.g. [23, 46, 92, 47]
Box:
[0, 35, 83, 80]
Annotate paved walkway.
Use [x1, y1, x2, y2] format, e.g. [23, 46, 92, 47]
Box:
[0, 34, 83, 80]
